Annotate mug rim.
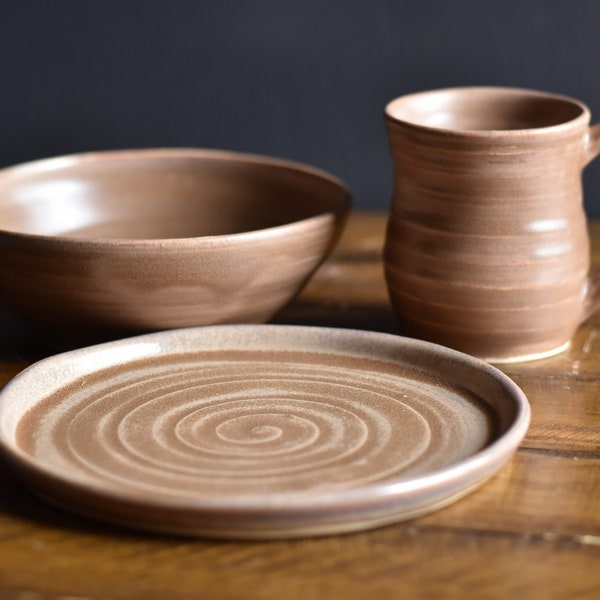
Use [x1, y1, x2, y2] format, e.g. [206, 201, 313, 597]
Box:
[384, 86, 590, 137]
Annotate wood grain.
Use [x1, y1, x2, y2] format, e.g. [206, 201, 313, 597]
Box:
[0, 212, 599, 599]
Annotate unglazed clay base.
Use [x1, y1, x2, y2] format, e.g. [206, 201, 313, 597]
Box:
[484, 341, 572, 364]
[0, 325, 530, 539]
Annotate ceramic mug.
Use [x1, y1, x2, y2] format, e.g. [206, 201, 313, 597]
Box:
[384, 86, 600, 362]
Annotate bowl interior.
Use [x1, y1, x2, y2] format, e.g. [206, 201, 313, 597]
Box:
[0, 151, 348, 239]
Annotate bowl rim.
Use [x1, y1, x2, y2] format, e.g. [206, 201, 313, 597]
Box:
[0, 147, 351, 247]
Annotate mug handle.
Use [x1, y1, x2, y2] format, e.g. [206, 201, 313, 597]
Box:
[584, 121, 600, 165]
[582, 121, 600, 320]
[583, 272, 600, 321]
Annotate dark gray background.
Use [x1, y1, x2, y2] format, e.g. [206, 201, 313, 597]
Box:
[2, 0, 600, 215]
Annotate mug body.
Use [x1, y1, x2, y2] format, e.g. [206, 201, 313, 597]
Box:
[384, 87, 592, 361]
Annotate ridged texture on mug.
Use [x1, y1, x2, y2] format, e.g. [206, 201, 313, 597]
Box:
[384, 118, 590, 361]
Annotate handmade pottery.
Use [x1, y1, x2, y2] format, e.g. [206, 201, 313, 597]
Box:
[384, 87, 600, 362]
[0, 149, 350, 341]
[0, 324, 530, 539]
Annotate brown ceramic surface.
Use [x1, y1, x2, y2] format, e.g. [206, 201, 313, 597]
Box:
[0, 325, 530, 539]
[0, 149, 349, 340]
[384, 87, 600, 362]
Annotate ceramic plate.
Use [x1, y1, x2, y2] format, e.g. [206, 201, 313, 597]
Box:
[0, 325, 529, 539]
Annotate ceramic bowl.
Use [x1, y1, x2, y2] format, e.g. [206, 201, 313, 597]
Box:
[0, 148, 350, 340]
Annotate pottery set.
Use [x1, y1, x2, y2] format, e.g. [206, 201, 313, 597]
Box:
[0, 86, 597, 539]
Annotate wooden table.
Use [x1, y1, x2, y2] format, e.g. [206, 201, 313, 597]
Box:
[0, 212, 598, 599]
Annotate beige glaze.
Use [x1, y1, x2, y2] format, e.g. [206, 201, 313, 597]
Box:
[0, 149, 350, 341]
[384, 87, 600, 362]
[0, 325, 530, 539]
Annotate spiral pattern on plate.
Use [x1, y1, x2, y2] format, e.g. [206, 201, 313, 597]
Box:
[18, 350, 495, 500]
